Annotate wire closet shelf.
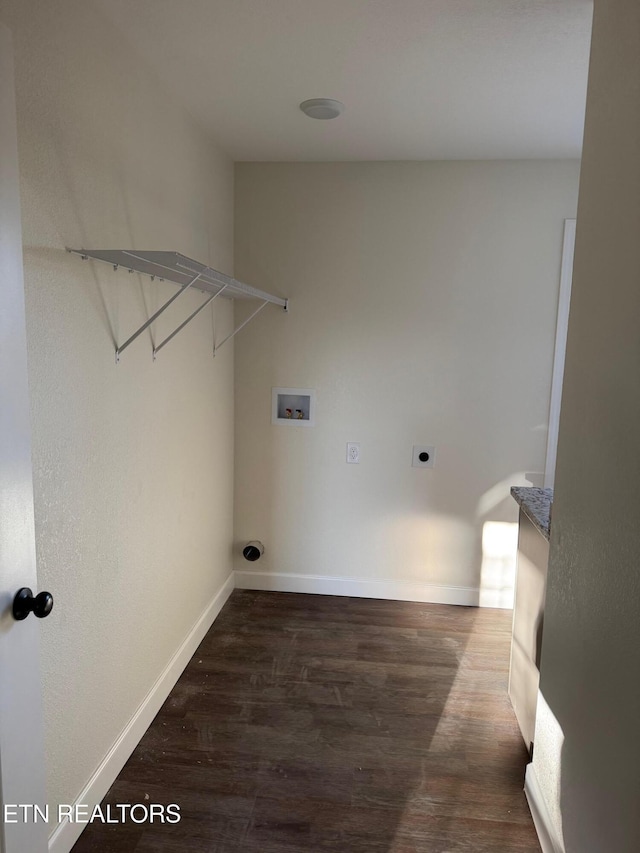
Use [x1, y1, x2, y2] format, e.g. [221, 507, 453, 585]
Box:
[68, 248, 288, 363]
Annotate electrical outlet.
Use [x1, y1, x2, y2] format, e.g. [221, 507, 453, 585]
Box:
[412, 445, 436, 468]
[346, 442, 360, 464]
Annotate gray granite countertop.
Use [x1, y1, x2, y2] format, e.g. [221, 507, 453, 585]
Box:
[511, 486, 553, 541]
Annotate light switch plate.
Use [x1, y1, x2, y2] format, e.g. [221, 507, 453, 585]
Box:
[412, 445, 435, 468]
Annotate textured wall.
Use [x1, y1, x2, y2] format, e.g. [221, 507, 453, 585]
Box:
[234, 162, 579, 601]
[534, 0, 640, 850]
[0, 0, 235, 823]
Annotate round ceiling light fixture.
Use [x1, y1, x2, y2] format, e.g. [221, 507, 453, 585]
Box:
[299, 98, 345, 120]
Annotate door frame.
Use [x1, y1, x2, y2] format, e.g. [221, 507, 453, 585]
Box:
[0, 21, 49, 853]
[544, 218, 576, 489]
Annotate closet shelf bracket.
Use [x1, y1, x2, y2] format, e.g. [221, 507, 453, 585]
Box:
[214, 299, 269, 356]
[115, 271, 202, 363]
[154, 284, 228, 360]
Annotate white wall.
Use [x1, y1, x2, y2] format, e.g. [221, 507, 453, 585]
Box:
[532, 0, 640, 850]
[234, 161, 580, 604]
[0, 0, 235, 828]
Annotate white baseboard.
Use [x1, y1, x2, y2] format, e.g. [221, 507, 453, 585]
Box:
[234, 570, 481, 607]
[524, 764, 565, 853]
[48, 572, 235, 853]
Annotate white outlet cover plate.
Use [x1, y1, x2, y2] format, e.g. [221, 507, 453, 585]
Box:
[412, 445, 436, 468]
[346, 442, 360, 464]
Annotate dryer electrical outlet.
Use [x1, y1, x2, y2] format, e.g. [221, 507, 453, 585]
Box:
[412, 445, 436, 468]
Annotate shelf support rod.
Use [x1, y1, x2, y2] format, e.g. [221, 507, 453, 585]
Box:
[153, 284, 228, 360]
[214, 299, 269, 356]
[115, 272, 203, 363]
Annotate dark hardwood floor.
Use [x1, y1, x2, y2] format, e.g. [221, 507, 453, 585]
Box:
[72, 590, 540, 852]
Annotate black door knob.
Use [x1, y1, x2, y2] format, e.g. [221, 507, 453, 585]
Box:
[12, 587, 54, 621]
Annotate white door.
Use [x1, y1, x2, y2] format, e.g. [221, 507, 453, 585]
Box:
[0, 22, 49, 853]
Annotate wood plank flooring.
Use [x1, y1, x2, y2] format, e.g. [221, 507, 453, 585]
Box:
[72, 590, 540, 852]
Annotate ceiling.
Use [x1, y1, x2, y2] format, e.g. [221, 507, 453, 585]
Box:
[94, 0, 593, 161]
